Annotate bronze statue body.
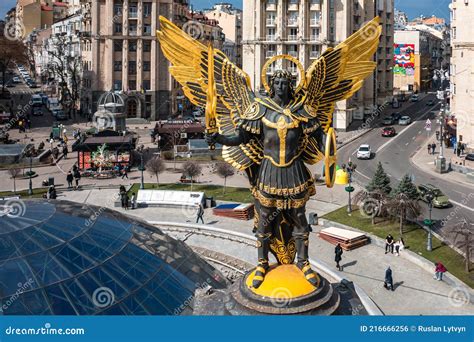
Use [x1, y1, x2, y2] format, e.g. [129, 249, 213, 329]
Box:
[157, 15, 381, 290]
[208, 70, 325, 287]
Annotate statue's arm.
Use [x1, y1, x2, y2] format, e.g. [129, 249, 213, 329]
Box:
[206, 128, 250, 146]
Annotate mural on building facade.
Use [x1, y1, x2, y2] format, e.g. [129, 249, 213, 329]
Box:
[393, 44, 415, 76]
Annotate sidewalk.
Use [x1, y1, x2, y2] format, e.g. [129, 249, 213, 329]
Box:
[57, 187, 473, 315]
[411, 131, 474, 188]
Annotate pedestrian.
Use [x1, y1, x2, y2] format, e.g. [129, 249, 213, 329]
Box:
[453, 141, 457, 153]
[48, 185, 57, 199]
[121, 167, 128, 179]
[66, 171, 74, 189]
[335, 243, 343, 271]
[73, 169, 81, 190]
[394, 238, 404, 256]
[62, 145, 68, 159]
[434, 262, 447, 281]
[124, 192, 130, 210]
[431, 143, 436, 155]
[435, 130, 440, 141]
[196, 204, 204, 224]
[460, 143, 466, 155]
[130, 192, 137, 209]
[63, 135, 68, 145]
[427, 143, 431, 155]
[384, 266, 394, 291]
[385, 234, 394, 254]
[457, 145, 461, 157]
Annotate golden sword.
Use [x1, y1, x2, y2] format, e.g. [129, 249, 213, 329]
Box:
[205, 43, 218, 150]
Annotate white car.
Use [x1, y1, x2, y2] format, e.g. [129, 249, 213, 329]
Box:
[399, 116, 412, 125]
[12, 77, 20, 83]
[357, 144, 372, 159]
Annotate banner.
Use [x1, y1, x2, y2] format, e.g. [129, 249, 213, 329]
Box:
[394, 44, 415, 76]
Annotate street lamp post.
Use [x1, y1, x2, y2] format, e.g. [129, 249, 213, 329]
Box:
[25, 146, 34, 196]
[342, 161, 357, 215]
[434, 69, 449, 173]
[137, 144, 147, 190]
[425, 190, 434, 252]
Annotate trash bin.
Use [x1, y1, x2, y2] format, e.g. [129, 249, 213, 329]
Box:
[308, 212, 318, 226]
[48, 177, 54, 186]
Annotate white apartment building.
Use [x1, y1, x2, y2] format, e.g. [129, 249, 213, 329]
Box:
[450, 0, 474, 151]
[242, 0, 394, 130]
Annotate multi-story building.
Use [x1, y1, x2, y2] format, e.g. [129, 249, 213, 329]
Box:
[242, 0, 394, 130]
[204, 3, 243, 67]
[394, 8, 407, 30]
[16, 1, 54, 37]
[450, 0, 474, 151]
[80, 0, 223, 120]
[393, 29, 444, 94]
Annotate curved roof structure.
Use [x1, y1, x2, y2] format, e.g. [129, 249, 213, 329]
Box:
[0, 200, 226, 315]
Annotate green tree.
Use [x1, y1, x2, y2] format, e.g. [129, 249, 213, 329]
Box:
[182, 161, 202, 191]
[366, 162, 391, 195]
[386, 193, 421, 236]
[393, 174, 419, 200]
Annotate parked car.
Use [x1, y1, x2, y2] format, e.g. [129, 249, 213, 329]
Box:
[12, 76, 20, 83]
[382, 116, 394, 125]
[381, 126, 396, 137]
[47, 97, 60, 111]
[31, 95, 43, 106]
[399, 116, 412, 125]
[465, 154, 474, 161]
[356, 144, 372, 159]
[426, 99, 435, 106]
[391, 112, 402, 121]
[28, 81, 38, 88]
[55, 110, 67, 120]
[417, 184, 450, 208]
[410, 94, 419, 102]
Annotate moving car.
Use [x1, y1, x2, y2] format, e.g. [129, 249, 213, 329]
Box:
[32, 106, 43, 116]
[356, 144, 372, 159]
[53, 109, 67, 120]
[381, 126, 396, 137]
[31, 95, 43, 106]
[417, 184, 450, 208]
[391, 112, 402, 121]
[410, 94, 419, 102]
[382, 116, 394, 125]
[465, 154, 474, 161]
[426, 99, 435, 106]
[399, 116, 412, 125]
[47, 97, 60, 111]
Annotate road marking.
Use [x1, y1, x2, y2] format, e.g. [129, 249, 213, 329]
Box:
[375, 103, 439, 154]
[405, 142, 409, 146]
[355, 169, 371, 180]
[450, 200, 474, 212]
[412, 136, 416, 140]
[418, 131, 422, 134]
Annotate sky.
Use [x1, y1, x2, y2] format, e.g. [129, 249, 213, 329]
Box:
[0, 0, 450, 24]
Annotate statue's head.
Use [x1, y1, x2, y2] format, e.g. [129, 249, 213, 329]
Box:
[269, 70, 295, 100]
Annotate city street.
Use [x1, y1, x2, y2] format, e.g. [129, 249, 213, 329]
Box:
[338, 94, 474, 240]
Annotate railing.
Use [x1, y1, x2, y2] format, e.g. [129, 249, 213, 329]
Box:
[287, 35, 297, 41]
[287, 19, 298, 26]
[310, 19, 321, 26]
[266, 35, 276, 41]
[129, 11, 138, 19]
[310, 35, 320, 41]
[266, 19, 276, 26]
[266, 51, 276, 58]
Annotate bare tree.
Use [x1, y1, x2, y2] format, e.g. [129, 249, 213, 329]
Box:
[182, 161, 202, 191]
[386, 193, 422, 237]
[46, 34, 82, 120]
[146, 157, 166, 188]
[215, 162, 234, 194]
[8, 167, 22, 194]
[0, 36, 27, 93]
[352, 189, 388, 225]
[452, 218, 474, 272]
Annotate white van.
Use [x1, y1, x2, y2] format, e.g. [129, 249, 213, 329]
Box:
[47, 98, 59, 111]
[31, 95, 43, 106]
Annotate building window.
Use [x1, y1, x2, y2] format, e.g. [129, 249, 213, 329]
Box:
[114, 61, 122, 71]
[114, 23, 122, 34]
[143, 61, 150, 71]
[113, 80, 122, 91]
[128, 61, 136, 74]
[129, 3, 138, 18]
[129, 23, 137, 36]
[129, 41, 137, 52]
[143, 2, 152, 17]
[266, 28, 276, 40]
[128, 80, 136, 91]
[113, 3, 122, 16]
[266, 12, 276, 26]
[143, 24, 152, 36]
[143, 41, 151, 52]
[288, 28, 298, 41]
[114, 40, 123, 52]
[311, 28, 320, 41]
[143, 80, 150, 90]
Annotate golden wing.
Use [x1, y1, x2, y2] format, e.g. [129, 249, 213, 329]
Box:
[157, 16, 263, 170]
[302, 17, 382, 133]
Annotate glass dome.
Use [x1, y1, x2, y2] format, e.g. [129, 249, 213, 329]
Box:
[0, 200, 226, 315]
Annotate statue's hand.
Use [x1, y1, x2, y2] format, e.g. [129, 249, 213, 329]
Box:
[205, 132, 220, 145]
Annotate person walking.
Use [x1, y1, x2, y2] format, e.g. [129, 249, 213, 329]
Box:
[335, 243, 343, 271]
[434, 262, 447, 281]
[73, 169, 81, 190]
[66, 171, 74, 189]
[120, 187, 127, 209]
[130, 192, 137, 209]
[196, 204, 205, 224]
[121, 167, 128, 179]
[123, 192, 130, 210]
[460, 143, 466, 155]
[456, 145, 461, 157]
[427, 143, 431, 155]
[62, 145, 68, 159]
[431, 143, 436, 155]
[48, 185, 57, 199]
[384, 266, 394, 291]
[385, 234, 394, 254]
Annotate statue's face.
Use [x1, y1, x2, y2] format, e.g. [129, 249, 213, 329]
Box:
[272, 77, 290, 98]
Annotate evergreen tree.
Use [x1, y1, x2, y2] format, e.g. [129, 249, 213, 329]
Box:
[366, 162, 391, 195]
[393, 174, 419, 200]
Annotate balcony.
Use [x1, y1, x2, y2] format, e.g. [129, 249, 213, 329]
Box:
[129, 31, 138, 36]
[310, 51, 320, 58]
[310, 19, 321, 26]
[266, 35, 276, 41]
[129, 11, 138, 19]
[266, 19, 276, 26]
[310, 35, 320, 41]
[287, 18, 298, 27]
[287, 35, 298, 41]
[266, 51, 276, 58]
[288, 51, 298, 58]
